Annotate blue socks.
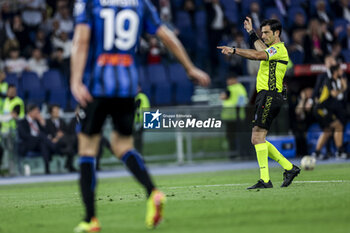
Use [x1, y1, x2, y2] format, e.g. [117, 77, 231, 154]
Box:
[79, 156, 96, 222]
[121, 150, 155, 196]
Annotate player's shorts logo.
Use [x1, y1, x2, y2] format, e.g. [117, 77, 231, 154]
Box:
[144, 109, 162, 129]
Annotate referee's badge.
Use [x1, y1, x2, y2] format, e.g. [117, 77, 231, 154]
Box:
[266, 47, 277, 56]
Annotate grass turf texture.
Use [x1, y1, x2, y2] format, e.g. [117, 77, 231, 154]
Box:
[0, 163, 349, 233]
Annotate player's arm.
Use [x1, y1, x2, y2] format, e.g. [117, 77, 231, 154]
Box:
[70, 24, 93, 107]
[156, 25, 210, 86]
[217, 46, 267, 61]
[244, 17, 267, 51]
[340, 77, 347, 92]
[330, 89, 341, 97]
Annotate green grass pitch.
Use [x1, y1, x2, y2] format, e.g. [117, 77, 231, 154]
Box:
[0, 163, 349, 233]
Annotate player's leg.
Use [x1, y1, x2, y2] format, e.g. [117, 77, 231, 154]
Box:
[266, 141, 293, 170]
[248, 91, 273, 189]
[111, 133, 156, 196]
[313, 105, 333, 159]
[74, 99, 106, 233]
[75, 133, 101, 233]
[331, 120, 347, 159]
[110, 98, 165, 228]
[263, 91, 292, 170]
[313, 130, 332, 159]
[265, 139, 301, 187]
[247, 126, 273, 189]
[265, 92, 300, 187]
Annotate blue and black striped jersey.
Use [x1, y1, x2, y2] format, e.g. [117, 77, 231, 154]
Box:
[74, 0, 161, 97]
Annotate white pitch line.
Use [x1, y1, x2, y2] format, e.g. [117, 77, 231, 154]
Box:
[294, 180, 349, 183]
[165, 180, 350, 189]
[166, 183, 249, 189]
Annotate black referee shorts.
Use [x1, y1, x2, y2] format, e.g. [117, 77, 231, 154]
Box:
[252, 90, 283, 130]
[80, 97, 135, 136]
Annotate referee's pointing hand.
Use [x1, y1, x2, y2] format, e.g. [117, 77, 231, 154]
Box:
[217, 46, 234, 55]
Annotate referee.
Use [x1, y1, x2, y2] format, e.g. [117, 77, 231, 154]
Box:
[218, 17, 300, 189]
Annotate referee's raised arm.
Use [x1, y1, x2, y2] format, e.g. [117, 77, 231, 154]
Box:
[217, 16, 284, 61]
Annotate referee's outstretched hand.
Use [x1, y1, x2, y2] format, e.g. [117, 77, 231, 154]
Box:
[217, 46, 234, 55]
[187, 67, 211, 87]
[71, 81, 93, 107]
[244, 17, 253, 33]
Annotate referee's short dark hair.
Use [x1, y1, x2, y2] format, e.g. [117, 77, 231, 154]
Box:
[260, 19, 282, 37]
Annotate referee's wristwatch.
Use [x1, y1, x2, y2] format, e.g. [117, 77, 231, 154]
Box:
[231, 46, 236, 54]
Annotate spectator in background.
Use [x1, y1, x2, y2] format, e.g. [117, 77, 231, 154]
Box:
[52, 31, 72, 59]
[0, 4, 10, 57]
[331, 42, 345, 63]
[151, 0, 176, 23]
[159, 4, 179, 63]
[159, 0, 174, 21]
[288, 29, 305, 64]
[4, 48, 28, 74]
[54, 7, 73, 35]
[146, 36, 166, 65]
[159, 2, 179, 36]
[46, 105, 77, 172]
[6, 15, 33, 56]
[320, 19, 334, 53]
[294, 88, 315, 156]
[39, 12, 55, 35]
[46, 0, 58, 17]
[248, 1, 262, 32]
[183, 0, 196, 29]
[52, 0, 70, 18]
[221, 74, 247, 159]
[27, 48, 48, 78]
[2, 39, 20, 60]
[20, 0, 46, 33]
[0, 2, 15, 23]
[49, 47, 70, 82]
[332, 0, 350, 22]
[226, 32, 248, 75]
[340, 24, 350, 50]
[310, 55, 341, 158]
[313, 64, 348, 160]
[289, 12, 307, 37]
[18, 104, 56, 174]
[314, 0, 331, 23]
[0, 71, 8, 101]
[205, 0, 226, 76]
[313, 55, 337, 102]
[34, 30, 52, 56]
[303, 18, 326, 63]
[273, 0, 290, 17]
[1, 85, 25, 135]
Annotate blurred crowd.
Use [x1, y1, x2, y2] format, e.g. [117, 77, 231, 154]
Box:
[0, 0, 72, 80]
[145, 0, 350, 84]
[0, 0, 348, 83]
